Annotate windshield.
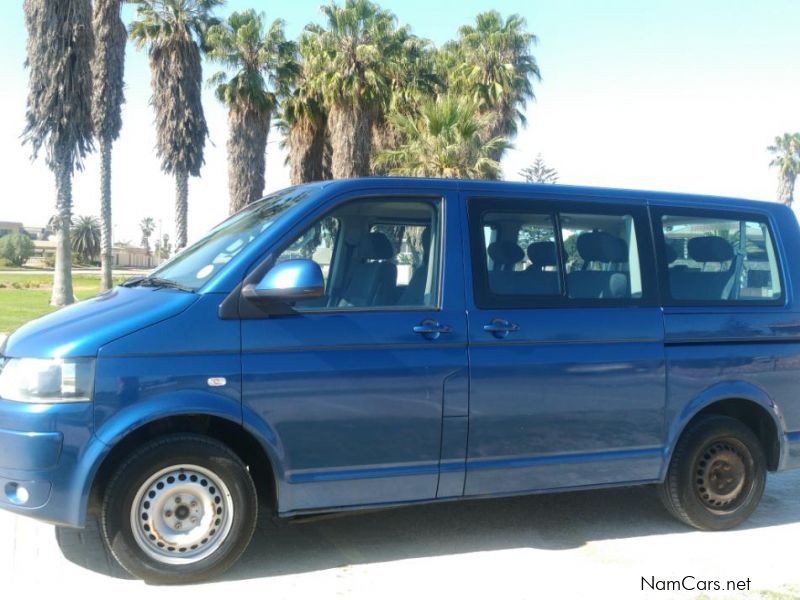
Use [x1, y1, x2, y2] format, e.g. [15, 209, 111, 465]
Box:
[149, 187, 315, 290]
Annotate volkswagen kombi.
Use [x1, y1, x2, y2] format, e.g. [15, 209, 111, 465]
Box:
[1, 179, 799, 583]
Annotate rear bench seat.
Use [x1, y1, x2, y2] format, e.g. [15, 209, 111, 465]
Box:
[668, 236, 734, 301]
[567, 231, 630, 299]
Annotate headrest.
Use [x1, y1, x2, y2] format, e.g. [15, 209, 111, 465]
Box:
[527, 241, 557, 267]
[664, 243, 679, 264]
[359, 232, 394, 260]
[576, 231, 628, 263]
[488, 241, 524, 266]
[687, 236, 733, 263]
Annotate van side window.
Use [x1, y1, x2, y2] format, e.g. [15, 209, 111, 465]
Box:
[275, 198, 441, 310]
[278, 216, 340, 289]
[480, 211, 562, 296]
[660, 214, 783, 303]
[560, 213, 642, 299]
[469, 199, 653, 308]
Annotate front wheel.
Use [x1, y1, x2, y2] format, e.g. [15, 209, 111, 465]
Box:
[658, 415, 766, 531]
[101, 434, 257, 584]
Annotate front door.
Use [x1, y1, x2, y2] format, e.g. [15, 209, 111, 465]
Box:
[462, 193, 666, 496]
[241, 190, 468, 514]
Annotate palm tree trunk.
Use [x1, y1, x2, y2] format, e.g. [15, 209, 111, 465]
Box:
[228, 105, 270, 214]
[51, 162, 75, 306]
[175, 169, 188, 251]
[780, 174, 796, 207]
[329, 103, 372, 179]
[370, 119, 404, 176]
[322, 134, 332, 180]
[486, 108, 511, 163]
[99, 138, 113, 291]
[289, 118, 326, 184]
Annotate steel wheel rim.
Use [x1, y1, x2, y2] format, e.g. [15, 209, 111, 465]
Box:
[130, 464, 234, 565]
[693, 440, 750, 512]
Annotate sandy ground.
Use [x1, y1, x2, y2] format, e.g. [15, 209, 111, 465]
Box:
[1, 471, 799, 599]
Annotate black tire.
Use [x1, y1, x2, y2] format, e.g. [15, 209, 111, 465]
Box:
[658, 415, 766, 531]
[101, 434, 258, 584]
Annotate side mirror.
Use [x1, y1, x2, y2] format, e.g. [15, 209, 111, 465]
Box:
[242, 259, 325, 302]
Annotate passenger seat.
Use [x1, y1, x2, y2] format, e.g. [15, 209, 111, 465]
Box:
[522, 241, 559, 294]
[487, 241, 524, 294]
[338, 232, 398, 307]
[669, 236, 734, 300]
[567, 231, 630, 298]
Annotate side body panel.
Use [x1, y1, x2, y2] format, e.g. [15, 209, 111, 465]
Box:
[461, 191, 667, 495]
[239, 187, 469, 514]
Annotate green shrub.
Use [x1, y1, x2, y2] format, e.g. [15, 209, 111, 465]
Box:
[0, 233, 35, 267]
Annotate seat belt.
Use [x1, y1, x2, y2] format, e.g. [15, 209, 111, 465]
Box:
[722, 222, 747, 300]
[330, 241, 356, 307]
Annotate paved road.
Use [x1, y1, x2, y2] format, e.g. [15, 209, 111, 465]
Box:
[1, 471, 799, 599]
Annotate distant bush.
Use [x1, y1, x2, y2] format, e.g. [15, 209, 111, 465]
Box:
[0, 232, 35, 267]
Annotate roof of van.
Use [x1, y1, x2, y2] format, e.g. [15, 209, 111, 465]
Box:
[302, 177, 786, 213]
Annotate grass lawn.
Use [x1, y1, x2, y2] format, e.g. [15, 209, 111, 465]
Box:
[0, 273, 125, 333]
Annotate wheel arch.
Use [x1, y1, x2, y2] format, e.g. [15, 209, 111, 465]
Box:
[85, 412, 283, 522]
[663, 382, 787, 478]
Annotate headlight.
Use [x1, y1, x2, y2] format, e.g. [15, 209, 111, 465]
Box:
[0, 357, 95, 403]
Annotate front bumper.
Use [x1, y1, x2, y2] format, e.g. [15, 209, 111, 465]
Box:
[0, 398, 100, 527]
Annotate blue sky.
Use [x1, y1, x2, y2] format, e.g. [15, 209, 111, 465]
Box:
[1, 0, 798, 243]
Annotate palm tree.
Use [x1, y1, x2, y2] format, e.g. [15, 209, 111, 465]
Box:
[129, 0, 221, 250]
[451, 11, 540, 160]
[278, 31, 329, 184]
[139, 217, 156, 254]
[768, 133, 800, 207]
[22, 0, 94, 306]
[310, 0, 402, 179]
[207, 11, 298, 214]
[375, 95, 509, 180]
[279, 86, 328, 184]
[519, 154, 559, 183]
[92, 0, 126, 292]
[71, 216, 102, 265]
[371, 31, 441, 174]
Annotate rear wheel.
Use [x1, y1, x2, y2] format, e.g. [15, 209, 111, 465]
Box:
[101, 434, 257, 584]
[659, 415, 766, 530]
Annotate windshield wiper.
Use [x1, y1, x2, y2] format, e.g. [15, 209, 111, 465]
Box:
[122, 276, 194, 292]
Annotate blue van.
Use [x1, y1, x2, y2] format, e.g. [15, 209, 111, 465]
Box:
[1, 178, 799, 583]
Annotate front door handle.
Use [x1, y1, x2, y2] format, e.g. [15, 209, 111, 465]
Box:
[483, 318, 520, 338]
[413, 319, 452, 340]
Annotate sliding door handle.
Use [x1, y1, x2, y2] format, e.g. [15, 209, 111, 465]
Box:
[483, 318, 520, 338]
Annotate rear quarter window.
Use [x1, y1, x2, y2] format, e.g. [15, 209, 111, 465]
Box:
[656, 211, 783, 305]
